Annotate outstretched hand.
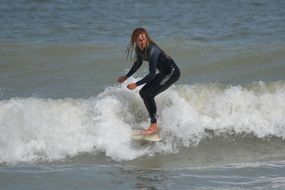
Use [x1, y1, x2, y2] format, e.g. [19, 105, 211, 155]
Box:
[127, 83, 137, 90]
[117, 76, 128, 83]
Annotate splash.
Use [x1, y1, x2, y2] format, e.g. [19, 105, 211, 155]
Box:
[0, 80, 285, 164]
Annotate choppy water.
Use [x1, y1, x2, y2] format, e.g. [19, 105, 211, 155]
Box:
[1, 0, 285, 189]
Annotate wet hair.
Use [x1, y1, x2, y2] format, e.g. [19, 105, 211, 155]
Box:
[125, 27, 157, 62]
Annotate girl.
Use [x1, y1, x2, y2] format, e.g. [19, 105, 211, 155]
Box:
[117, 27, 180, 134]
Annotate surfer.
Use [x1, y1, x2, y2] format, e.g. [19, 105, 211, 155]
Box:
[117, 27, 180, 134]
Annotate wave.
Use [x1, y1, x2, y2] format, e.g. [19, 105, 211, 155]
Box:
[0, 79, 285, 164]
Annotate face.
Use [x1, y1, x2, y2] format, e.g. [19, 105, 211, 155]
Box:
[136, 33, 147, 50]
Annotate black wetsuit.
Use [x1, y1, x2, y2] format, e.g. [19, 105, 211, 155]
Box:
[125, 43, 180, 124]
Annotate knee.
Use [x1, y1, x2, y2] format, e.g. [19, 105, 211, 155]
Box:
[139, 89, 146, 99]
[139, 89, 152, 99]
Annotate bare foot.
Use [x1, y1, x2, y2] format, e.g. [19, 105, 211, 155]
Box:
[142, 123, 159, 134]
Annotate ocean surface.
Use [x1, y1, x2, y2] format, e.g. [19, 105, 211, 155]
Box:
[1, 0, 285, 189]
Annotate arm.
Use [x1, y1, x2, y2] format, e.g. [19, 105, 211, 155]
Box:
[125, 59, 143, 78]
[118, 52, 142, 85]
[125, 51, 143, 78]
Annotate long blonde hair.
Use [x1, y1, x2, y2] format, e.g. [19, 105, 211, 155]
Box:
[125, 27, 157, 62]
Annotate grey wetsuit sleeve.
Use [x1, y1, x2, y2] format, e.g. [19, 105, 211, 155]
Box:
[125, 56, 143, 77]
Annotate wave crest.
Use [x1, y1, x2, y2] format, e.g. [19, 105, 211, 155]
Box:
[0, 80, 284, 164]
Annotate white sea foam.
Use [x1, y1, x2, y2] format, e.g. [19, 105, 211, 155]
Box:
[0, 79, 285, 164]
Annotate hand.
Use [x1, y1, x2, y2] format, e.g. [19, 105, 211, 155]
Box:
[117, 76, 128, 83]
[127, 83, 137, 90]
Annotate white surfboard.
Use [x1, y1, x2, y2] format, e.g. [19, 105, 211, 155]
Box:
[131, 130, 161, 142]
